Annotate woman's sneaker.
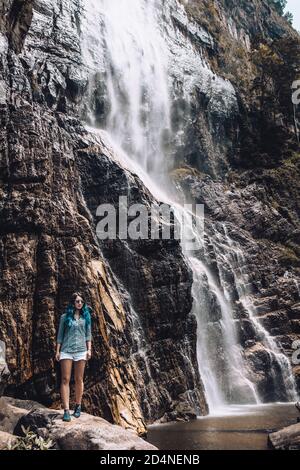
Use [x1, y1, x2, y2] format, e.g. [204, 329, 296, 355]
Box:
[73, 404, 81, 418]
[63, 409, 71, 422]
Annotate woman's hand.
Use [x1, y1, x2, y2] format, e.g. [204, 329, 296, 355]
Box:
[55, 351, 60, 362]
[86, 350, 92, 361]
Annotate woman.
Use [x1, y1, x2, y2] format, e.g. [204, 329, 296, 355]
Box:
[55, 292, 92, 422]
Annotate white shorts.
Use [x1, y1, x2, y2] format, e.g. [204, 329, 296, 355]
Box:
[59, 351, 87, 361]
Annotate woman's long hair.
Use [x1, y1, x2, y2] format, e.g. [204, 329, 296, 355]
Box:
[64, 292, 92, 327]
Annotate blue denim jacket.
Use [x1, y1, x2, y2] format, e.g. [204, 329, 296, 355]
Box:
[57, 313, 92, 354]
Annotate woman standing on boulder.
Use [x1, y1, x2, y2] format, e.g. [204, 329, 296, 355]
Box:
[55, 292, 92, 422]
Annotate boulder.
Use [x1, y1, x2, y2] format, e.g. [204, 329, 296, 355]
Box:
[268, 422, 300, 450]
[48, 411, 157, 450]
[0, 396, 45, 434]
[12, 399, 157, 450]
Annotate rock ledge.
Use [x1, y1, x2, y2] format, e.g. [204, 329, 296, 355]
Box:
[0, 397, 157, 450]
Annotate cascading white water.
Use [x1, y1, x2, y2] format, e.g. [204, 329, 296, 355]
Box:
[190, 256, 260, 409]
[82, 0, 172, 184]
[214, 224, 298, 402]
[81, 0, 298, 411]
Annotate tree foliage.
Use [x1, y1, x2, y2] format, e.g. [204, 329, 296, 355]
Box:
[266, 0, 293, 25]
[267, 0, 287, 16]
[283, 11, 294, 25]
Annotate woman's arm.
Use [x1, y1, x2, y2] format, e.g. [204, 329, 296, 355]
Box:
[86, 340, 92, 360]
[86, 316, 92, 360]
[55, 314, 65, 361]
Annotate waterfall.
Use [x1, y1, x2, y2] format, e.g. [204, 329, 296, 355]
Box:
[190, 257, 260, 408]
[215, 224, 298, 402]
[81, 0, 298, 412]
[81, 0, 172, 186]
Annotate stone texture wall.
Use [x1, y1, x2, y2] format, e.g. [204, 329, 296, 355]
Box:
[0, 0, 208, 435]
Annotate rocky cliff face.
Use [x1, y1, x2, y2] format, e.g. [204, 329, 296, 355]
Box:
[0, 0, 208, 436]
[0, 0, 299, 436]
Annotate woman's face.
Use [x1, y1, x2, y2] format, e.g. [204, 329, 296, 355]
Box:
[74, 296, 84, 310]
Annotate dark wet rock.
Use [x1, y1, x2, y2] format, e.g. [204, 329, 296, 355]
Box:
[14, 407, 60, 436]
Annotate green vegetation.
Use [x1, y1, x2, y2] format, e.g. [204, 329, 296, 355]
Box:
[278, 244, 300, 267]
[5, 425, 55, 450]
[283, 152, 300, 166]
[170, 165, 208, 182]
[268, 0, 287, 16]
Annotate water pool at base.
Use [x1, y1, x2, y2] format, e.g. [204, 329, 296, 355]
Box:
[147, 403, 299, 450]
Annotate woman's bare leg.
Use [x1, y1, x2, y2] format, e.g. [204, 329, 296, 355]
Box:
[60, 359, 73, 410]
[74, 360, 86, 405]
